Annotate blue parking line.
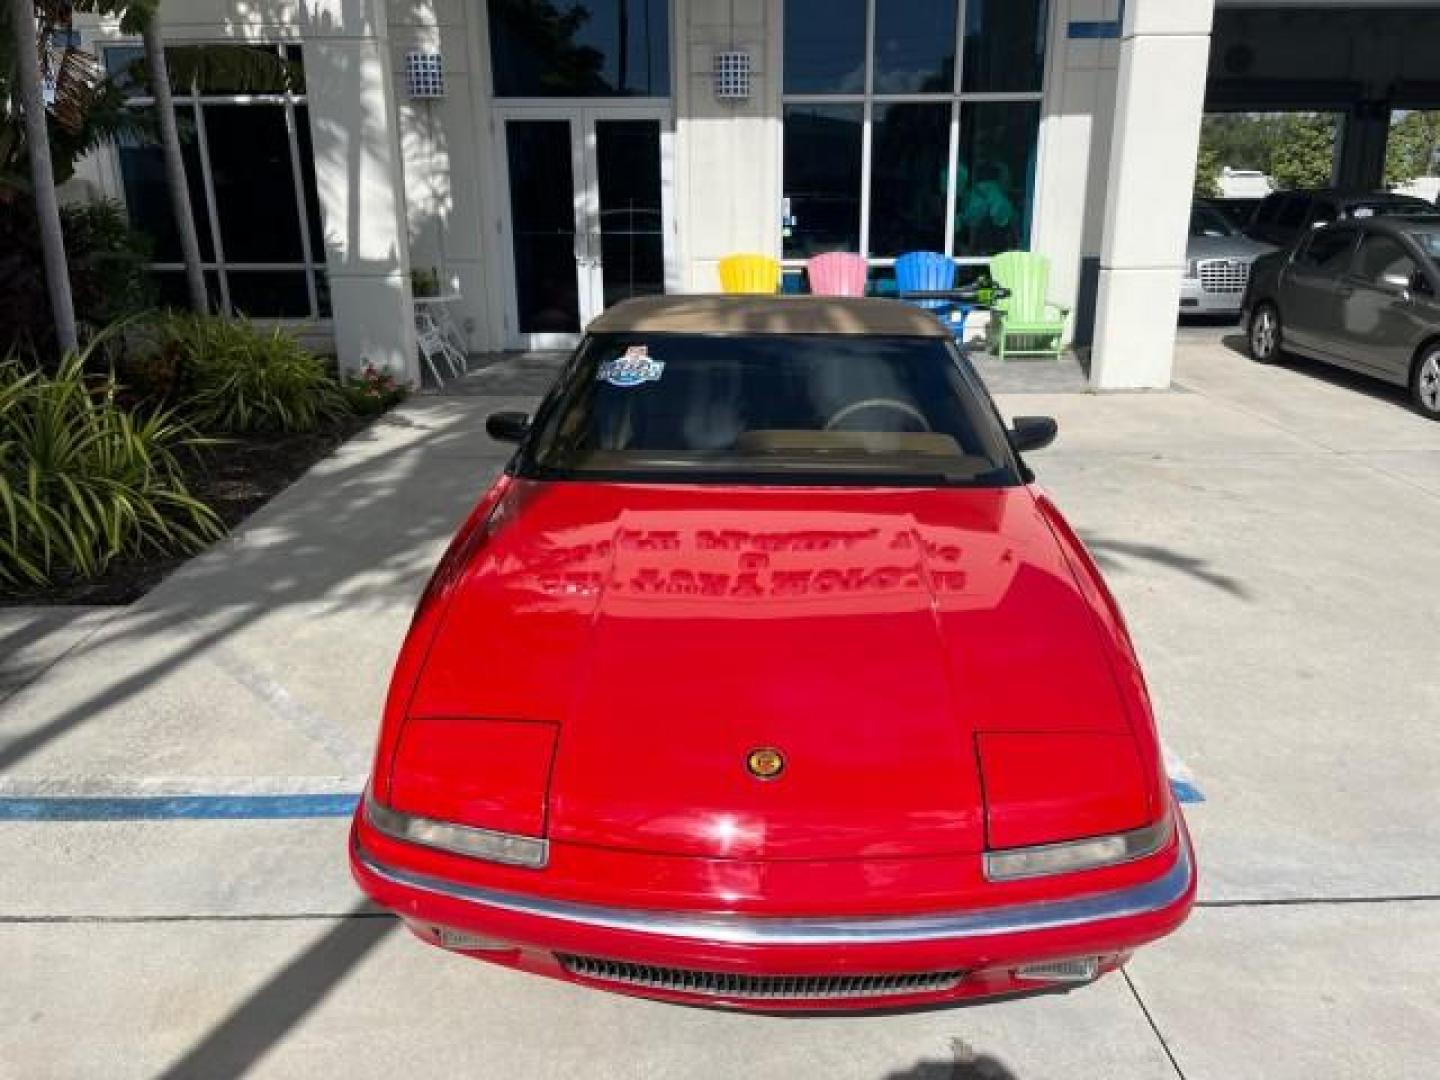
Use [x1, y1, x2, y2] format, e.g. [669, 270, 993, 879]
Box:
[0, 778, 1203, 822]
[1170, 779, 1206, 805]
[0, 793, 360, 821]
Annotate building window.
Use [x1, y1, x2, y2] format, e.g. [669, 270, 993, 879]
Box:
[107, 44, 328, 318]
[781, 0, 1047, 263]
[488, 0, 670, 98]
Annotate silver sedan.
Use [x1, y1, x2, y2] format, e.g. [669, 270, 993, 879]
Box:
[1243, 217, 1440, 419]
[1180, 203, 1276, 316]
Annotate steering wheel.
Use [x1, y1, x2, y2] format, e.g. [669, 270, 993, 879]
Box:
[823, 398, 932, 432]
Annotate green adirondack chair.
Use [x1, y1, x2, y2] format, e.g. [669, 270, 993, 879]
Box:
[987, 251, 1070, 361]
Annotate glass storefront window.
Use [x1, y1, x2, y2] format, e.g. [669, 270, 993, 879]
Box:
[226, 270, 314, 318]
[868, 104, 951, 256]
[962, 0, 1049, 94]
[505, 119, 581, 334]
[489, 0, 670, 97]
[873, 0, 957, 95]
[780, 0, 1046, 263]
[116, 109, 214, 261]
[783, 0, 866, 95]
[595, 119, 666, 308]
[204, 104, 305, 263]
[955, 101, 1040, 257]
[782, 104, 863, 258]
[110, 45, 326, 319]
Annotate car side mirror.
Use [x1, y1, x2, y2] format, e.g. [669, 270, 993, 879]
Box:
[1009, 416, 1058, 453]
[486, 411, 531, 443]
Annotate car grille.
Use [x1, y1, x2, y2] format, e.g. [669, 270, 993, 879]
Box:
[1199, 259, 1250, 295]
[557, 954, 966, 1000]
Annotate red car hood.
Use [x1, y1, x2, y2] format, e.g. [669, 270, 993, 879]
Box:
[410, 480, 1136, 861]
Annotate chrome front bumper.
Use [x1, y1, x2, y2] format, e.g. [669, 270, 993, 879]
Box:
[1179, 280, 1245, 313]
[353, 836, 1194, 948]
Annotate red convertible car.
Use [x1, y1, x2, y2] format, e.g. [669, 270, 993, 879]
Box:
[351, 296, 1195, 1010]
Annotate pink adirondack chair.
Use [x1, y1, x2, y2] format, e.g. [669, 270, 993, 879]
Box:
[805, 252, 868, 297]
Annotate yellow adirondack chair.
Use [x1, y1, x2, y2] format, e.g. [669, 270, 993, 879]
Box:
[719, 254, 781, 294]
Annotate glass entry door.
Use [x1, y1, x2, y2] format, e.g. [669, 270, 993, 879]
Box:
[497, 108, 672, 349]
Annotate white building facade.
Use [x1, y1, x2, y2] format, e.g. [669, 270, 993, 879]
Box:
[76, 0, 1218, 389]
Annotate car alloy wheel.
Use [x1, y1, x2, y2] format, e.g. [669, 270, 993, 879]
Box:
[1412, 346, 1440, 420]
[1249, 304, 1280, 363]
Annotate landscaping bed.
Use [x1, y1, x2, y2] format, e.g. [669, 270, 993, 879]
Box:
[1, 415, 371, 606]
[2, 317, 406, 607]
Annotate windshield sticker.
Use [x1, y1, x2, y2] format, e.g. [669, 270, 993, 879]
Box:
[598, 346, 665, 388]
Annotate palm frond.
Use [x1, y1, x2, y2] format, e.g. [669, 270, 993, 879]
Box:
[47, 47, 106, 136]
[0, 346, 223, 587]
[163, 43, 301, 95]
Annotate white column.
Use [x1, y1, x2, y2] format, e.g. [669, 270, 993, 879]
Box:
[673, 0, 783, 292]
[1089, 0, 1214, 390]
[301, 0, 419, 382]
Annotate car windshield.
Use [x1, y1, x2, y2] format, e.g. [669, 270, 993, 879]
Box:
[1190, 207, 1236, 237]
[1408, 229, 1440, 260]
[522, 333, 1020, 486]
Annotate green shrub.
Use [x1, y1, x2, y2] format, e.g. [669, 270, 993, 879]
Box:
[0, 200, 155, 361]
[0, 351, 224, 587]
[150, 314, 350, 433]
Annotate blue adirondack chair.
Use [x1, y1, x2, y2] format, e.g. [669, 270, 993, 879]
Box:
[894, 251, 969, 340]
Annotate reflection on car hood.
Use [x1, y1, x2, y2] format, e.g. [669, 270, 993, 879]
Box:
[1187, 234, 1276, 261]
[410, 481, 1138, 862]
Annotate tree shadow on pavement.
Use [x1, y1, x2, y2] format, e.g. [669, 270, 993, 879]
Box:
[0, 392, 516, 773]
[1082, 534, 1252, 601]
[881, 1044, 1020, 1080]
[154, 903, 396, 1080]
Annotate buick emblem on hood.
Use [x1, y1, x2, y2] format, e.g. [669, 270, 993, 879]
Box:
[746, 747, 785, 779]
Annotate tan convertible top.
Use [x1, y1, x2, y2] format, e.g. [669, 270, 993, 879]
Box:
[586, 295, 949, 338]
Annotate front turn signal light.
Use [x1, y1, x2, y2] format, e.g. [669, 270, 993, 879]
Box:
[983, 816, 1172, 882]
[365, 793, 548, 869]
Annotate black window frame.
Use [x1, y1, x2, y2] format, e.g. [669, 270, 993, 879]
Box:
[107, 42, 327, 319]
[487, 0, 672, 99]
[779, 0, 1048, 270]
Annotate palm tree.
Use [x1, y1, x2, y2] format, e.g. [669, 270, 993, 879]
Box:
[4, 0, 78, 351]
[129, 33, 298, 315]
[4, 0, 297, 350]
[137, 11, 205, 312]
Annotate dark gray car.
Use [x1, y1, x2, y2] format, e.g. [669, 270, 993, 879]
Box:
[1243, 217, 1440, 418]
[1245, 189, 1440, 248]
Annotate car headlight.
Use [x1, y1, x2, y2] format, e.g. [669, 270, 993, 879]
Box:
[1184, 259, 1200, 278]
[365, 792, 549, 868]
[983, 816, 1172, 882]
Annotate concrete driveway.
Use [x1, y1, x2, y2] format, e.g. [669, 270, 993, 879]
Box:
[3, 335, 1437, 1079]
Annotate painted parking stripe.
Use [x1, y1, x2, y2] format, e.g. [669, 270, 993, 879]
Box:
[1169, 779, 1205, 805]
[1163, 743, 1206, 804]
[0, 782, 1204, 821]
[0, 793, 360, 821]
[0, 737, 1202, 819]
[0, 775, 366, 798]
